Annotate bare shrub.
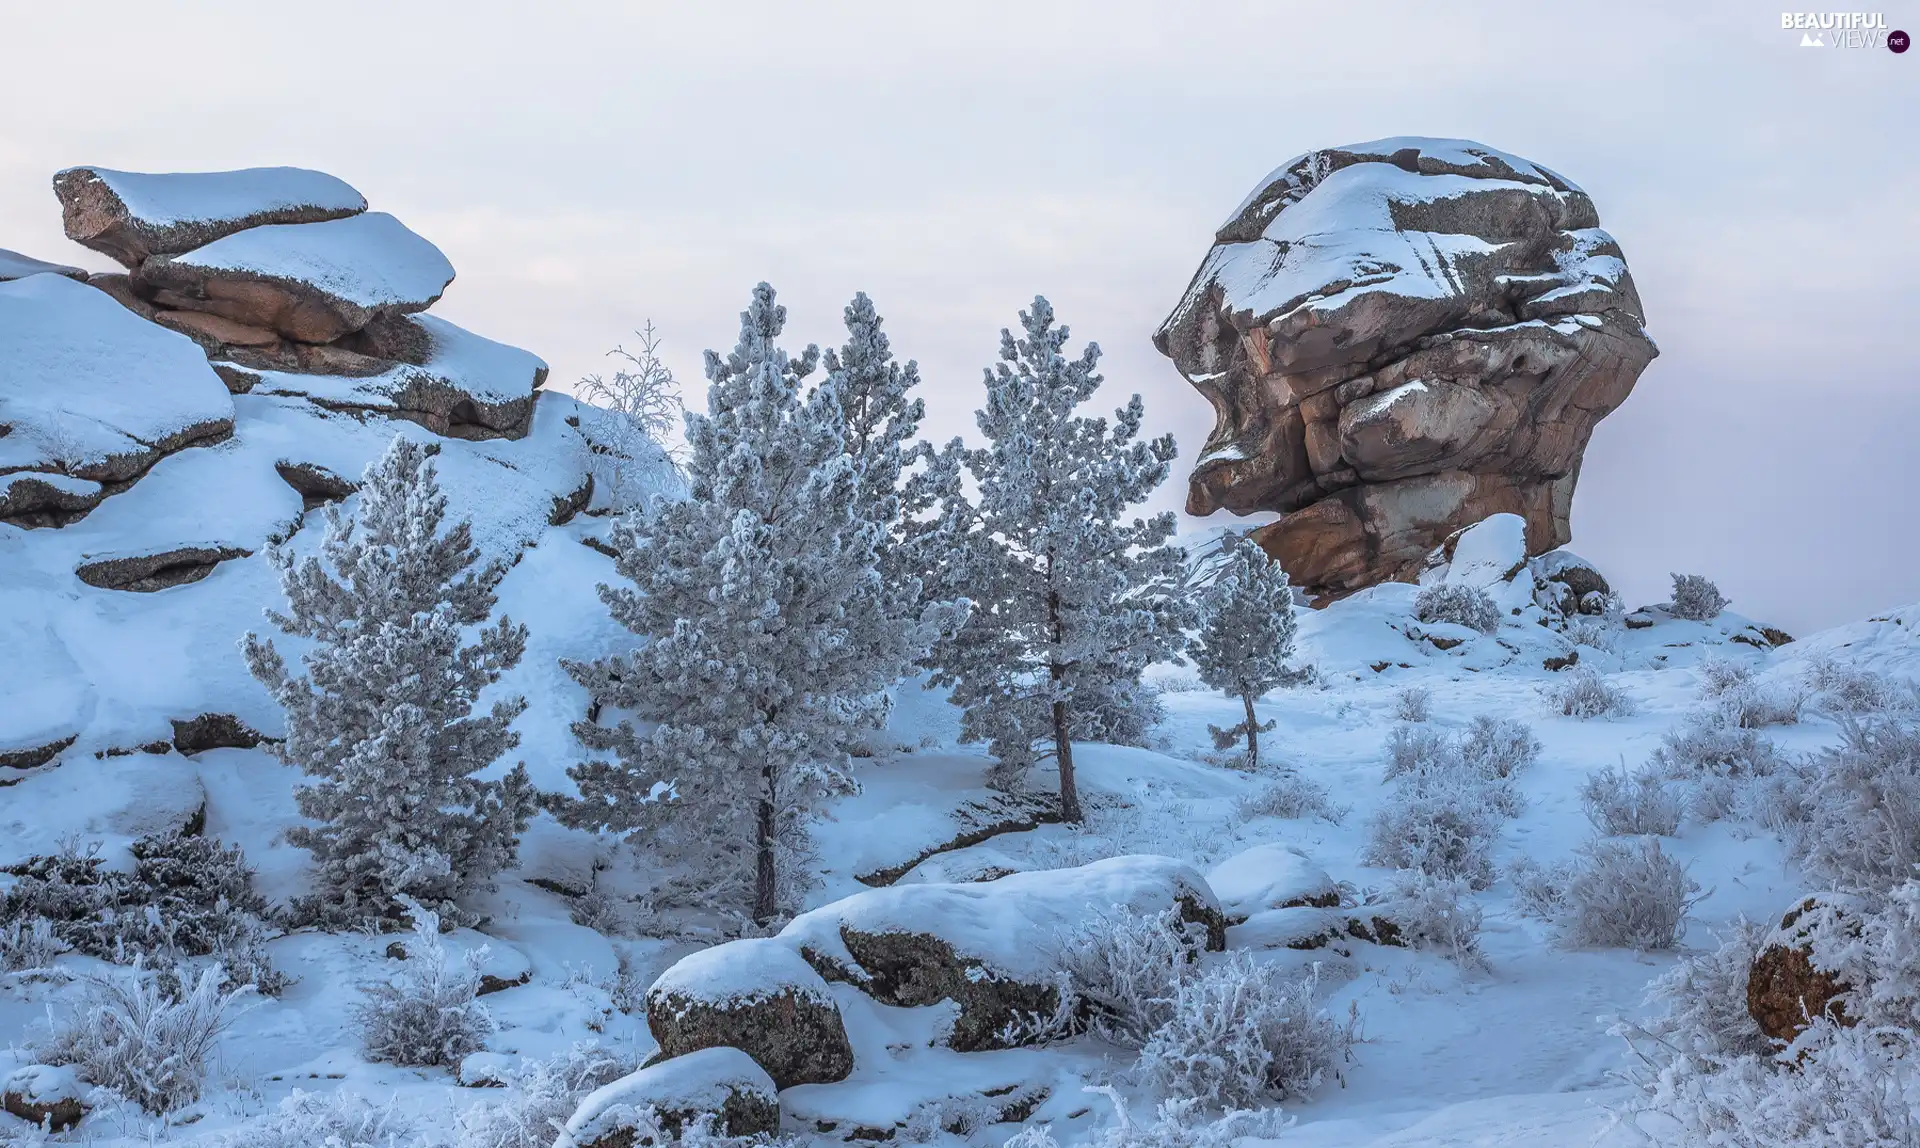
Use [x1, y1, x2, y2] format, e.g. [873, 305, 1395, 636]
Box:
[1383, 871, 1485, 969]
[1557, 837, 1701, 950]
[1789, 714, 1920, 894]
[1042, 904, 1202, 1049]
[353, 899, 495, 1068]
[1805, 655, 1920, 716]
[1233, 771, 1344, 823]
[1135, 956, 1358, 1108]
[450, 1042, 640, 1148]
[216, 1089, 417, 1148]
[1555, 666, 1636, 719]
[1506, 855, 1575, 920]
[1414, 582, 1500, 635]
[1393, 686, 1433, 723]
[0, 917, 69, 975]
[1582, 762, 1684, 836]
[1458, 715, 1541, 779]
[1564, 617, 1618, 652]
[1363, 777, 1500, 889]
[1669, 573, 1729, 621]
[34, 961, 253, 1114]
[1382, 722, 1454, 782]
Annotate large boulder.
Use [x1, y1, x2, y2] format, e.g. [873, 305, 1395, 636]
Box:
[1748, 895, 1859, 1044]
[2, 1065, 87, 1132]
[52, 165, 366, 267]
[559, 1047, 780, 1147]
[645, 937, 854, 1089]
[1204, 843, 1340, 922]
[1155, 137, 1656, 604]
[135, 212, 455, 344]
[780, 855, 1225, 1052]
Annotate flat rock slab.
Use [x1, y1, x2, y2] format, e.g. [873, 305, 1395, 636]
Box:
[0, 247, 88, 282]
[54, 165, 366, 267]
[137, 212, 455, 343]
[0, 274, 234, 485]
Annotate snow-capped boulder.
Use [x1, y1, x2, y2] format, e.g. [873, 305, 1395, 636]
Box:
[136, 212, 455, 344]
[646, 937, 854, 1089]
[779, 855, 1225, 1052]
[1439, 514, 1529, 590]
[561, 1048, 780, 1146]
[1, 1064, 87, 1132]
[1205, 844, 1340, 922]
[0, 273, 233, 521]
[53, 165, 367, 266]
[1155, 137, 1656, 603]
[0, 247, 87, 282]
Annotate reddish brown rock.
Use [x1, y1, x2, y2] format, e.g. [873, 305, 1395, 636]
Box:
[1156, 138, 1656, 603]
[1747, 896, 1857, 1044]
[52, 165, 366, 267]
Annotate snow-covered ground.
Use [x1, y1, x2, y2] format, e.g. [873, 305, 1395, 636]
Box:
[6, 499, 1911, 1146]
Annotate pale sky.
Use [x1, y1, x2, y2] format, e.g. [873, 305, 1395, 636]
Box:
[3, 1, 1914, 634]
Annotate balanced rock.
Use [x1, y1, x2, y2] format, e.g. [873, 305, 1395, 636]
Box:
[53, 165, 366, 267]
[135, 212, 455, 344]
[1155, 137, 1657, 603]
[561, 1048, 780, 1147]
[646, 937, 854, 1090]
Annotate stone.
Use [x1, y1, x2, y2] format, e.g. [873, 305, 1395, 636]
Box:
[168, 713, 266, 755]
[153, 308, 282, 348]
[2, 1064, 86, 1132]
[561, 1048, 780, 1148]
[1748, 895, 1858, 1044]
[1155, 137, 1656, 603]
[74, 545, 253, 592]
[1204, 844, 1340, 922]
[645, 937, 853, 1089]
[53, 165, 367, 267]
[134, 212, 455, 343]
[0, 248, 88, 283]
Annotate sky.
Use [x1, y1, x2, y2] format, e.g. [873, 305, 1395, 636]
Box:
[2, 1, 1914, 635]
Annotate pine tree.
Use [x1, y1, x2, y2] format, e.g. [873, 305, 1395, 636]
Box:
[1192, 531, 1299, 769]
[562, 284, 960, 923]
[924, 297, 1191, 823]
[822, 292, 924, 556]
[243, 436, 536, 928]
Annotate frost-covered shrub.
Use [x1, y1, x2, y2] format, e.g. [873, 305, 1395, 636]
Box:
[1363, 777, 1500, 889]
[1635, 917, 1773, 1065]
[1, 843, 122, 957]
[1696, 656, 1752, 698]
[1383, 871, 1484, 968]
[1581, 762, 1684, 837]
[1393, 686, 1433, 723]
[1414, 582, 1500, 635]
[1458, 715, 1540, 780]
[1382, 722, 1454, 782]
[1563, 617, 1617, 652]
[1042, 904, 1200, 1049]
[34, 961, 253, 1114]
[1557, 837, 1699, 950]
[1669, 573, 1729, 621]
[1005, 1088, 1295, 1148]
[353, 900, 495, 1068]
[0, 917, 69, 974]
[449, 1042, 639, 1148]
[1505, 855, 1575, 920]
[1651, 710, 1785, 781]
[1788, 714, 1920, 894]
[1805, 656, 1920, 716]
[1554, 667, 1635, 718]
[1232, 771, 1344, 823]
[216, 1089, 417, 1148]
[1135, 956, 1356, 1108]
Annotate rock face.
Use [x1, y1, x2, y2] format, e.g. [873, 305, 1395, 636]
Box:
[1748, 896, 1857, 1043]
[53, 166, 367, 266]
[1156, 137, 1657, 603]
[561, 1048, 781, 1147]
[646, 938, 855, 1089]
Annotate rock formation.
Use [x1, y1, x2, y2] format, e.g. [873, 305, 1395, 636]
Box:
[1155, 137, 1657, 603]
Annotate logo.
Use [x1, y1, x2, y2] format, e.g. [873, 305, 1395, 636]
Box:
[1781, 11, 1899, 47]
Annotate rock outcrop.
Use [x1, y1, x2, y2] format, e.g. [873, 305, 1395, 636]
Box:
[53, 165, 367, 265]
[1156, 137, 1657, 603]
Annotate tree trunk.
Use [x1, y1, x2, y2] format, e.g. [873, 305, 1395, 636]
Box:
[754, 768, 778, 925]
[1053, 696, 1082, 824]
[1242, 690, 1260, 770]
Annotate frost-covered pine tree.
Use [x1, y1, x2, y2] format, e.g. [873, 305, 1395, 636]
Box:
[243, 436, 536, 928]
[822, 292, 924, 565]
[923, 297, 1190, 823]
[562, 284, 960, 923]
[1193, 532, 1297, 769]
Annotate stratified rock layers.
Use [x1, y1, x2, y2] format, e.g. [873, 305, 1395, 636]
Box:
[1155, 137, 1656, 602]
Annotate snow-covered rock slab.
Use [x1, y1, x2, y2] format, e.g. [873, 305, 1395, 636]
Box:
[561, 1047, 779, 1145]
[138, 212, 454, 343]
[0, 273, 233, 484]
[53, 165, 366, 266]
[0, 752, 204, 869]
[0, 248, 87, 282]
[1206, 843, 1340, 920]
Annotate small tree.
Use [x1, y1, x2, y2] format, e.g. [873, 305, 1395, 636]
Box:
[244, 436, 537, 928]
[577, 321, 686, 509]
[922, 298, 1190, 822]
[562, 284, 958, 922]
[1669, 573, 1729, 621]
[1192, 532, 1297, 769]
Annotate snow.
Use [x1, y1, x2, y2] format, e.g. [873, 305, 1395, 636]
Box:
[0, 247, 86, 282]
[648, 937, 839, 1009]
[1206, 843, 1337, 918]
[60, 166, 366, 229]
[0, 751, 205, 869]
[1442, 512, 1528, 589]
[0, 273, 233, 478]
[562, 1048, 776, 1143]
[172, 211, 453, 308]
[2, 1063, 81, 1104]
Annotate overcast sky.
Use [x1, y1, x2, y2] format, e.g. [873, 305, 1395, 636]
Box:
[3, 1, 1914, 634]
